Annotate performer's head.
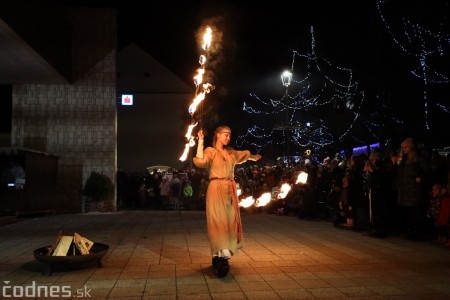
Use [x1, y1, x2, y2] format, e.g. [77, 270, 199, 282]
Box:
[213, 126, 231, 148]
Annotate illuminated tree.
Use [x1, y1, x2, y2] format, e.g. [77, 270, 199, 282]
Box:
[376, 0, 450, 131]
[236, 27, 381, 161]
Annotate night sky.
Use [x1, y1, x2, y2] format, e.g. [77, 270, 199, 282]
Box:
[118, 0, 450, 148]
[2, 0, 449, 150]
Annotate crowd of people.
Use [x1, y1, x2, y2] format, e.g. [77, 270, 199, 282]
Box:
[272, 137, 450, 245]
[116, 137, 450, 246]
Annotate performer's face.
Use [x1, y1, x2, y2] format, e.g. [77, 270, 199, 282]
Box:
[218, 130, 231, 146]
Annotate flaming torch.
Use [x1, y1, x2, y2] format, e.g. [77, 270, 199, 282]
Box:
[277, 183, 291, 199]
[255, 192, 272, 207]
[239, 196, 256, 208]
[238, 170, 309, 210]
[295, 171, 308, 185]
[179, 26, 215, 162]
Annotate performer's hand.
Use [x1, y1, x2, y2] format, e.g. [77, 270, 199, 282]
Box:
[198, 129, 204, 140]
[253, 154, 262, 161]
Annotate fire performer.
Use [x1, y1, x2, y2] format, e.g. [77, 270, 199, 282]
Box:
[193, 126, 261, 277]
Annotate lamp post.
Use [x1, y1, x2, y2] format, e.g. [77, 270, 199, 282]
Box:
[281, 70, 292, 165]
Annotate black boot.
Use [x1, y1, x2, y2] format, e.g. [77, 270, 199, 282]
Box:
[212, 257, 229, 277]
[212, 257, 220, 268]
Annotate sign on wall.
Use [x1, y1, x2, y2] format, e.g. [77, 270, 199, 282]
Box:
[121, 94, 133, 106]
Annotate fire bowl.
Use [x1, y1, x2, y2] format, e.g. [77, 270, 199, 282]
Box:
[33, 243, 109, 276]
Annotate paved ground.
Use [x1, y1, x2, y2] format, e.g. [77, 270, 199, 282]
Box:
[0, 210, 449, 299]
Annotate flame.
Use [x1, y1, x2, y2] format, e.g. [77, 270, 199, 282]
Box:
[239, 196, 255, 208]
[180, 26, 215, 162]
[179, 143, 191, 161]
[199, 55, 206, 65]
[188, 83, 213, 115]
[255, 192, 271, 207]
[295, 171, 308, 184]
[202, 27, 212, 50]
[202, 83, 213, 93]
[193, 67, 205, 86]
[188, 92, 206, 115]
[277, 183, 291, 199]
[185, 122, 198, 140]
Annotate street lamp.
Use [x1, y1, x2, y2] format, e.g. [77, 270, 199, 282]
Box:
[281, 70, 292, 122]
[281, 70, 292, 165]
[281, 70, 292, 87]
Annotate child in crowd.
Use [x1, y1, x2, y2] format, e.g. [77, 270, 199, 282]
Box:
[429, 183, 450, 244]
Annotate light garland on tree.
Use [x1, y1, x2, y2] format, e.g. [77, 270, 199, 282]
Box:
[376, 0, 450, 130]
[236, 26, 369, 156]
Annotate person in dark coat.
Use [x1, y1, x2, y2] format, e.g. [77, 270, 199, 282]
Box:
[366, 151, 391, 238]
[396, 138, 431, 240]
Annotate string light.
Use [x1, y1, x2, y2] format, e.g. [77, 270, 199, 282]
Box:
[376, 0, 450, 130]
[236, 26, 368, 155]
[437, 102, 450, 113]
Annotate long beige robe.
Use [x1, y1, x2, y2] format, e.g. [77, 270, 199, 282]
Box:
[193, 146, 251, 255]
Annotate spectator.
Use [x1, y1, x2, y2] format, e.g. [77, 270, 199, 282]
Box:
[151, 169, 162, 209]
[396, 138, 431, 240]
[171, 172, 182, 212]
[183, 180, 193, 210]
[429, 183, 450, 244]
[366, 151, 390, 238]
[159, 176, 171, 210]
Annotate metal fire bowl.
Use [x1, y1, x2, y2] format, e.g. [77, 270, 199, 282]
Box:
[33, 243, 109, 276]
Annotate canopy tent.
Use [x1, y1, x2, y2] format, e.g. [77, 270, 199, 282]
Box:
[146, 165, 172, 174]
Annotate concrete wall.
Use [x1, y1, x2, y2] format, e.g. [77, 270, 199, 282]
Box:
[11, 7, 117, 212]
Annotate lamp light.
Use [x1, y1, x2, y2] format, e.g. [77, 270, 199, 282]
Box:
[281, 70, 292, 87]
